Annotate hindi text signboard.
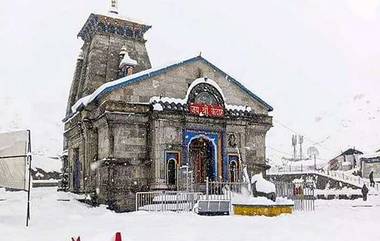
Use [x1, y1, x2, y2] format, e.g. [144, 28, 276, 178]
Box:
[189, 103, 224, 118]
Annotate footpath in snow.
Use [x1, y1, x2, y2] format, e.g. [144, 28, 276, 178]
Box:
[1, 187, 380, 241]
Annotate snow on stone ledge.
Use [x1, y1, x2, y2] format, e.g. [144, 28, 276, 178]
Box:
[150, 96, 187, 105]
[120, 53, 137, 68]
[153, 103, 163, 111]
[226, 104, 252, 112]
[71, 95, 91, 113]
[251, 173, 276, 194]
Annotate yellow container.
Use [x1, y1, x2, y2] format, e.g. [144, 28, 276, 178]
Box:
[233, 204, 293, 217]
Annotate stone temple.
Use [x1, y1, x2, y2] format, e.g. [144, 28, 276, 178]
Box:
[62, 5, 273, 211]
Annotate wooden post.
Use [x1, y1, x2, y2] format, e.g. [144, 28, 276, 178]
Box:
[206, 177, 209, 200]
[26, 130, 32, 227]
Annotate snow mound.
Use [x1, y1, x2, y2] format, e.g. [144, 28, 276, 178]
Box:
[251, 173, 276, 194]
[231, 193, 293, 205]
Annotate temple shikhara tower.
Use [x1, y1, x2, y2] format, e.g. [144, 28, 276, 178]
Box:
[63, 1, 273, 211]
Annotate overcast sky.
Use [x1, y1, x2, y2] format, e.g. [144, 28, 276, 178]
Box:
[0, 0, 379, 161]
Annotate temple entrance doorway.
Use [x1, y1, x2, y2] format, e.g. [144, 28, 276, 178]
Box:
[189, 137, 215, 184]
[228, 154, 240, 182]
[167, 159, 176, 185]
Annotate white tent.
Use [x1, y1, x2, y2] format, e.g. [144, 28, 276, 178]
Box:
[0, 130, 30, 190]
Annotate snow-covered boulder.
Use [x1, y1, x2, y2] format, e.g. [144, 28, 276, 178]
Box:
[251, 173, 276, 193]
[251, 173, 276, 201]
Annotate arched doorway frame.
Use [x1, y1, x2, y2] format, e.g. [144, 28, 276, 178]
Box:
[228, 159, 239, 182]
[165, 151, 180, 187]
[187, 134, 218, 179]
[166, 158, 177, 186]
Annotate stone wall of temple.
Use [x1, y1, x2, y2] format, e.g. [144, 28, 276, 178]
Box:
[65, 14, 152, 117]
[245, 125, 269, 174]
[91, 112, 151, 211]
[79, 34, 151, 97]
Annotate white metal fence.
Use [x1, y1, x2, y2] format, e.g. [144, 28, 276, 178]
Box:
[274, 181, 315, 211]
[135, 191, 202, 212]
[135, 181, 246, 212]
[136, 180, 316, 212]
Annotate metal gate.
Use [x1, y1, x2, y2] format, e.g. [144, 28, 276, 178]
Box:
[198, 179, 248, 201]
[274, 181, 315, 211]
[293, 186, 315, 211]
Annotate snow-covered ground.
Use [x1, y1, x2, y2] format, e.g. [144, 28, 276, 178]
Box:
[1, 188, 380, 241]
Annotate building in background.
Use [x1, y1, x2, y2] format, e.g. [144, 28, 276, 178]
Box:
[327, 148, 363, 171]
[62, 6, 273, 211]
[360, 152, 380, 180]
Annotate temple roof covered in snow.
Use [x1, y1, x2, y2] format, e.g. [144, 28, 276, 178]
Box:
[66, 55, 273, 121]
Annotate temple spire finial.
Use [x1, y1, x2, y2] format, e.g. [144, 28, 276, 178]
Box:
[109, 0, 119, 14]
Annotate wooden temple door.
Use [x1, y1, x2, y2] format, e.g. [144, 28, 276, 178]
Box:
[194, 151, 206, 183]
[190, 137, 214, 184]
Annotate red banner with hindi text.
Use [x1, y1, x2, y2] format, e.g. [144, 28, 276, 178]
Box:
[189, 103, 224, 117]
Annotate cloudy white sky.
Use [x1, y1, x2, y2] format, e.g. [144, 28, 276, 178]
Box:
[0, 0, 379, 161]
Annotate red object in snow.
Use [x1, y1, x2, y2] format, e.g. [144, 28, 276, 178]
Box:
[71, 237, 80, 241]
[115, 232, 122, 241]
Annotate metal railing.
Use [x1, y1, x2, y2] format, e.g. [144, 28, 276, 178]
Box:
[268, 167, 380, 192]
[267, 166, 320, 174]
[135, 181, 246, 212]
[293, 187, 315, 211]
[135, 191, 202, 212]
[274, 181, 293, 199]
[136, 180, 316, 212]
[274, 181, 315, 211]
[199, 179, 248, 201]
[325, 170, 379, 191]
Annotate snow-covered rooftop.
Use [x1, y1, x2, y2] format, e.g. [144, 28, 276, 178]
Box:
[65, 55, 273, 121]
[361, 152, 380, 159]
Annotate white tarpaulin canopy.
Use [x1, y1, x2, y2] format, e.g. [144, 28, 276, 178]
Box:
[0, 130, 30, 191]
